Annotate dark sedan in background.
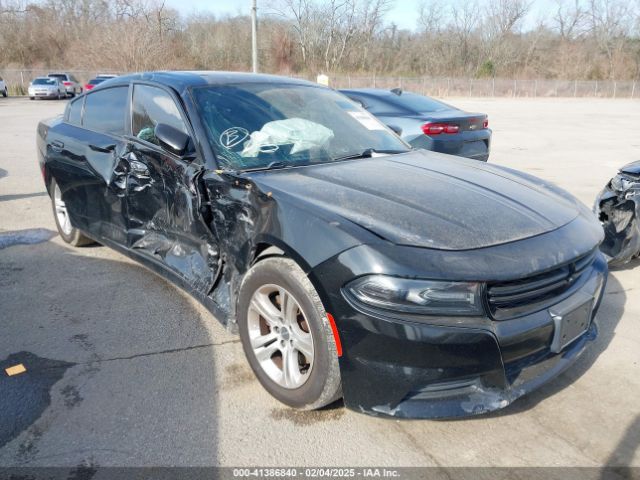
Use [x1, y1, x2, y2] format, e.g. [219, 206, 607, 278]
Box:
[340, 88, 492, 161]
[37, 72, 606, 418]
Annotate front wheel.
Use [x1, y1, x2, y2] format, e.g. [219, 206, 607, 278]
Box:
[2, 88, 6, 98]
[237, 257, 342, 410]
[51, 180, 93, 246]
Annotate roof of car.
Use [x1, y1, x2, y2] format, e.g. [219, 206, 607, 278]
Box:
[102, 71, 319, 91]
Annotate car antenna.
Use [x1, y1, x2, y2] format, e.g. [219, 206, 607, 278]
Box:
[390, 87, 402, 95]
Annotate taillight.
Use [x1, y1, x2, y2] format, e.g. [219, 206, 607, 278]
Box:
[85, 84, 93, 90]
[421, 122, 459, 135]
[63, 81, 72, 86]
[483, 118, 489, 129]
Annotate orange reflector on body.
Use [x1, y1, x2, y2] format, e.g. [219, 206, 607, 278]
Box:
[326, 313, 343, 357]
[5, 364, 26, 376]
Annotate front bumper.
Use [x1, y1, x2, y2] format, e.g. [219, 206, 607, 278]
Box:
[29, 90, 60, 98]
[314, 249, 607, 419]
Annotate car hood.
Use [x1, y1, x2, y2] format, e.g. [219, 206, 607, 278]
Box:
[250, 150, 584, 250]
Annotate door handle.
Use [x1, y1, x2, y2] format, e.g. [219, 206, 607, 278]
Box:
[89, 143, 116, 153]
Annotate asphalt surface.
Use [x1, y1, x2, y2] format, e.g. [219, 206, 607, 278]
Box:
[0, 96, 639, 468]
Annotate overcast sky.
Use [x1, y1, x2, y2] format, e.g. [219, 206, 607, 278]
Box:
[163, 0, 559, 31]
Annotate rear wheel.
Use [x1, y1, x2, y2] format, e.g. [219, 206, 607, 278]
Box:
[51, 180, 93, 246]
[237, 257, 342, 410]
[2, 88, 6, 98]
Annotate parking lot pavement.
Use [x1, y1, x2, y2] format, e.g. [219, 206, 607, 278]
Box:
[0, 96, 639, 468]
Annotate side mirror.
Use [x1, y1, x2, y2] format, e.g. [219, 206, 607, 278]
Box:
[386, 124, 402, 136]
[154, 123, 191, 157]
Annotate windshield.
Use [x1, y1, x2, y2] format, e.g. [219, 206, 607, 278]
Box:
[33, 78, 56, 85]
[192, 83, 409, 170]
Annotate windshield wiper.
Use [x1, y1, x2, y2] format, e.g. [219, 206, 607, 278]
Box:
[241, 161, 289, 173]
[332, 148, 409, 162]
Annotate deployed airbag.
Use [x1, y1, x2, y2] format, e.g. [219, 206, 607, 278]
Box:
[241, 118, 334, 157]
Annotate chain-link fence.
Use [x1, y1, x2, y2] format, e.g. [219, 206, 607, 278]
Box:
[1, 69, 638, 98]
[300, 74, 640, 98]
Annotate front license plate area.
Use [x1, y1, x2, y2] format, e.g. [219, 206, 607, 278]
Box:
[549, 299, 593, 353]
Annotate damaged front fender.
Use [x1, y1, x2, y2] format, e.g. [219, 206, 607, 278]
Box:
[199, 169, 381, 325]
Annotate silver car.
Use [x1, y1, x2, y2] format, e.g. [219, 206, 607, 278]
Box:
[47, 73, 82, 97]
[28, 77, 66, 100]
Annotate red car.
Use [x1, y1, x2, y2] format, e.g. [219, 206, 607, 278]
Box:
[84, 77, 107, 91]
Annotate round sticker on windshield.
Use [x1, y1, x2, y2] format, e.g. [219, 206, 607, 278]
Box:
[220, 127, 250, 149]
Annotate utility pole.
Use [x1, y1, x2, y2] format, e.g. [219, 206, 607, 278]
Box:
[251, 0, 258, 73]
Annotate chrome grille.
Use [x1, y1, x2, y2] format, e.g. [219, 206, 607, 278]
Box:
[487, 250, 597, 320]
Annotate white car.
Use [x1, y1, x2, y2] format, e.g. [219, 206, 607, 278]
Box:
[28, 77, 66, 100]
[0, 76, 7, 97]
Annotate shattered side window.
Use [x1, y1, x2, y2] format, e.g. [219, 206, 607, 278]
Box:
[132, 85, 188, 147]
[192, 83, 408, 170]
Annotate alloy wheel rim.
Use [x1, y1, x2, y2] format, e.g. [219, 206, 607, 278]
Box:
[54, 184, 73, 235]
[247, 284, 314, 389]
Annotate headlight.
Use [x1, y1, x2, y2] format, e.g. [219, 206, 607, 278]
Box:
[344, 275, 484, 316]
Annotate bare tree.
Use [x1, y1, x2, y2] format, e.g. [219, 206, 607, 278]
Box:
[417, 0, 443, 34]
[587, 0, 635, 78]
[2, 0, 640, 81]
[553, 0, 587, 39]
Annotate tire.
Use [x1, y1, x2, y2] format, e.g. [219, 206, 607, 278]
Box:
[2, 88, 6, 98]
[29, 97, 34, 100]
[237, 257, 342, 410]
[50, 179, 93, 247]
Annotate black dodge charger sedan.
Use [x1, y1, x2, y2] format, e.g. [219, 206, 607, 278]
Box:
[37, 71, 607, 418]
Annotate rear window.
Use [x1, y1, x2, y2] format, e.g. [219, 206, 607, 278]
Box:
[380, 92, 450, 113]
[48, 74, 67, 81]
[33, 78, 56, 85]
[67, 98, 83, 125]
[83, 86, 128, 135]
[89, 78, 105, 85]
